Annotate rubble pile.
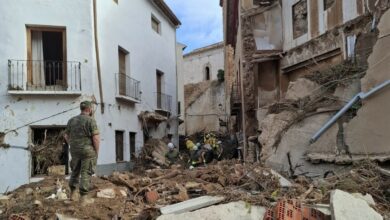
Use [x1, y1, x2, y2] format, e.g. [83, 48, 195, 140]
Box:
[1, 159, 389, 219]
[29, 130, 66, 175]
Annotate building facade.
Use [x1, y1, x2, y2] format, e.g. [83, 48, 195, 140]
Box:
[177, 43, 225, 135]
[221, 0, 389, 161]
[0, 0, 180, 193]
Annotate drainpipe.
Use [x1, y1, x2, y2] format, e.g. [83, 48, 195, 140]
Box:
[93, 0, 105, 113]
[310, 80, 390, 143]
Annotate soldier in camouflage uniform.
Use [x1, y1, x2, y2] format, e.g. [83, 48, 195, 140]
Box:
[64, 101, 100, 206]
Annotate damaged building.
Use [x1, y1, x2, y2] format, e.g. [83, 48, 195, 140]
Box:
[221, 0, 390, 174]
[177, 42, 226, 135]
[0, 0, 181, 193]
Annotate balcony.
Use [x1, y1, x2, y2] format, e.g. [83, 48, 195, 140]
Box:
[8, 60, 81, 95]
[115, 73, 141, 103]
[156, 92, 172, 114]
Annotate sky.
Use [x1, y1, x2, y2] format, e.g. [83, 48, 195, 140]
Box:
[165, 0, 223, 53]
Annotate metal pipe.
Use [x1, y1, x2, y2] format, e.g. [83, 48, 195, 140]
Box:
[310, 80, 390, 143]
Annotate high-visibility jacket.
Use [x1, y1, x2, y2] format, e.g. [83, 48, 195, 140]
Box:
[186, 140, 196, 151]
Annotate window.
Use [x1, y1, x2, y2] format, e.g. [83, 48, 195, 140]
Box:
[178, 101, 181, 115]
[205, 66, 211, 81]
[115, 131, 124, 162]
[292, 0, 308, 39]
[151, 15, 161, 34]
[156, 70, 164, 108]
[324, 0, 335, 10]
[27, 26, 67, 90]
[31, 127, 67, 176]
[129, 132, 136, 160]
[346, 35, 357, 61]
[118, 47, 129, 96]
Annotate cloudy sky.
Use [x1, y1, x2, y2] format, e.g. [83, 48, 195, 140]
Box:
[165, 0, 223, 53]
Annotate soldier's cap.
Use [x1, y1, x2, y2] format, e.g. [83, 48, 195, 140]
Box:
[80, 101, 93, 108]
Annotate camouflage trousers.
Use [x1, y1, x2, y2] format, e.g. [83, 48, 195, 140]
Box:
[69, 149, 97, 196]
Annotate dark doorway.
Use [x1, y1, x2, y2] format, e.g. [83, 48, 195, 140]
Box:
[115, 131, 124, 162]
[205, 66, 210, 80]
[129, 132, 136, 160]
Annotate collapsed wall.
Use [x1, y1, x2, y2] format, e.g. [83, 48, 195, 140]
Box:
[184, 80, 226, 135]
[258, 6, 390, 175]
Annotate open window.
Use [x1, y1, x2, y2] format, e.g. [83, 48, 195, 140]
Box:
[324, 0, 335, 10]
[27, 26, 67, 90]
[156, 70, 164, 108]
[118, 47, 129, 96]
[205, 66, 211, 81]
[292, 0, 308, 39]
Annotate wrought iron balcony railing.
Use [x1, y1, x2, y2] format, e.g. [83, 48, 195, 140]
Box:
[156, 92, 172, 112]
[8, 60, 81, 92]
[115, 73, 141, 101]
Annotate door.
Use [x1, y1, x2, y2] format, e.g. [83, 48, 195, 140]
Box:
[156, 70, 163, 108]
[129, 132, 136, 160]
[118, 48, 127, 95]
[115, 131, 124, 162]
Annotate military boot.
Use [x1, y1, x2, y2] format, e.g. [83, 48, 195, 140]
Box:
[70, 190, 79, 201]
[80, 195, 95, 206]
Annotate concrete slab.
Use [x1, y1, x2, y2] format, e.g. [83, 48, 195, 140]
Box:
[352, 193, 376, 206]
[56, 213, 79, 220]
[285, 78, 321, 101]
[331, 189, 382, 220]
[265, 114, 342, 177]
[270, 170, 292, 187]
[160, 196, 225, 215]
[157, 201, 266, 220]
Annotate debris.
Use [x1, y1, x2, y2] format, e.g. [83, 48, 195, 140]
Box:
[24, 188, 33, 195]
[307, 204, 332, 216]
[141, 139, 170, 167]
[9, 214, 30, 220]
[33, 200, 42, 207]
[145, 191, 160, 204]
[47, 165, 65, 176]
[0, 195, 10, 200]
[160, 196, 225, 215]
[56, 213, 79, 220]
[285, 78, 321, 101]
[330, 189, 383, 220]
[157, 201, 266, 220]
[264, 199, 331, 220]
[97, 188, 116, 199]
[269, 170, 292, 188]
[184, 182, 202, 189]
[351, 193, 376, 206]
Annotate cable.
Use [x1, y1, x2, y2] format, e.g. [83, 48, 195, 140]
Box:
[4, 106, 79, 135]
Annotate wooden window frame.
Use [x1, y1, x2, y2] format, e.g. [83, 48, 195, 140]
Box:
[26, 25, 67, 86]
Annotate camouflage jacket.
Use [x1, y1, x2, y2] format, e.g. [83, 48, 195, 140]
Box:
[66, 114, 99, 156]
